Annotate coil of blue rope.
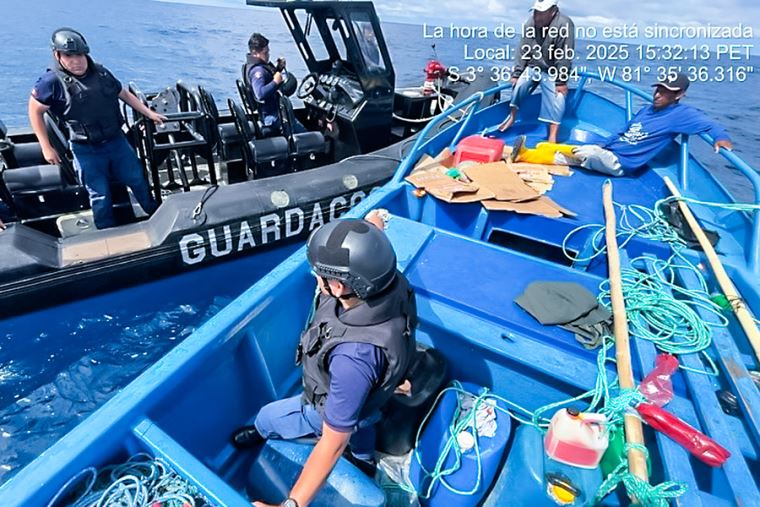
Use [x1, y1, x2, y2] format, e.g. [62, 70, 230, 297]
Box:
[49, 453, 204, 507]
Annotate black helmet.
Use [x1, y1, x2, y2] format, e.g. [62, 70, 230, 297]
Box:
[51, 28, 89, 55]
[279, 72, 298, 97]
[307, 219, 397, 299]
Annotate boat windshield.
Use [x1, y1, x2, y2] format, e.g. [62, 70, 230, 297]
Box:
[352, 16, 385, 73]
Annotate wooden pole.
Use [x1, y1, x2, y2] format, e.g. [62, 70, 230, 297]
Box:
[603, 181, 650, 486]
[663, 176, 760, 361]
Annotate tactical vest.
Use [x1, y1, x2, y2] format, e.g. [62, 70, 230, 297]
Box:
[55, 61, 123, 144]
[242, 55, 277, 102]
[297, 272, 417, 419]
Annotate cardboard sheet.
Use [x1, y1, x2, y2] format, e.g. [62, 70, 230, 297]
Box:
[482, 196, 576, 218]
[412, 148, 455, 173]
[463, 161, 539, 201]
[510, 161, 573, 177]
[526, 182, 554, 194]
[407, 149, 574, 216]
[405, 166, 487, 202]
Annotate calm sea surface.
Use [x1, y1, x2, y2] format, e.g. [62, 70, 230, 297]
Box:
[0, 0, 759, 487]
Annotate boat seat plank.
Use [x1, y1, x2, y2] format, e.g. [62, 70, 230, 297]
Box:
[133, 418, 251, 507]
[402, 229, 605, 349]
[641, 258, 760, 505]
[416, 297, 603, 401]
[676, 266, 760, 446]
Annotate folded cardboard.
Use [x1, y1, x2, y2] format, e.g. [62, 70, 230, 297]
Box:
[482, 196, 577, 218]
[405, 166, 494, 202]
[408, 147, 575, 217]
[463, 162, 539, 201]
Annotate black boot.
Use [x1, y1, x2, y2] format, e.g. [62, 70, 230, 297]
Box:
[343, 451, 377, 477]
[231, 425, 265, 449]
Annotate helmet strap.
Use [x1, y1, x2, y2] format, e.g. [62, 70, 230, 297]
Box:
[320, 275, 356, 300]
[320, 276, 336, 298]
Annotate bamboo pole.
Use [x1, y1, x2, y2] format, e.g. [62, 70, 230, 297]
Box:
[663, 176, 760, 361]
[603, 181, 650, 486]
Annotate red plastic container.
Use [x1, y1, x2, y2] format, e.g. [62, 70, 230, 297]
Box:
[454, 135, 505, 165]
[544, 409, 609, 469]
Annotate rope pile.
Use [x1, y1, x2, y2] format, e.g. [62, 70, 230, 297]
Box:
[48, 453, 209, 507]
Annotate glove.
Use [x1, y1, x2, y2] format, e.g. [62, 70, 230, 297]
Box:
[275, 57, 286, 72]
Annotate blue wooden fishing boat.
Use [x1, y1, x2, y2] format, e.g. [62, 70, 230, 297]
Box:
[2, 72, 758, 506]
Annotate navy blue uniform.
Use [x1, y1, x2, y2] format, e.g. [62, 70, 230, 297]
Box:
[245, 55, 306, 135]
[32, 67, 121, 120]
[246, 56, 280, 128]
[31, 63, 156, 229]
[254, 341, 386, 461]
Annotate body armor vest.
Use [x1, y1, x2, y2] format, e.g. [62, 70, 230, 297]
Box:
[55, 62, 123, 144]
[297, 272, 417, 419]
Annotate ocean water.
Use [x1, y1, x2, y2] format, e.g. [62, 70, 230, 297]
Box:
[0, 243, 299, 484]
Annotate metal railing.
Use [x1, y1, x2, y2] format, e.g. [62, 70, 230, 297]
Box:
[392, 71, 760, 273]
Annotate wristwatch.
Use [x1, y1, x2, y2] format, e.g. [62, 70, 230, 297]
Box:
[281, 498, 299, 507]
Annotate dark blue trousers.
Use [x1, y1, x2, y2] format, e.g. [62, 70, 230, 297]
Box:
[71, 135, 156, 229]
[254, 394, 377, 461]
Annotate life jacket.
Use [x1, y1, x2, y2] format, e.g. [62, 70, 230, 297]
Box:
[242, 55, 277, 103]
[297, 271, 417, 419]
[54, 59, 123, 144]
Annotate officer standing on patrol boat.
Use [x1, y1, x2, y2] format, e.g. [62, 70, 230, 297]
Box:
[244, 32, 305, 134]
[231, 213, 417, 507]
[28, 28, 166, 229]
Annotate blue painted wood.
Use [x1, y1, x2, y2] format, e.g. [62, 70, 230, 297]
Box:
[641, 258, 760, 505]
[620, 252, 703, 506]
[676, 267, 760, 449]
[133, 418, 251, 507]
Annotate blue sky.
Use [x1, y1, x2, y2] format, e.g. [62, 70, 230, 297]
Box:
[196, 0, 760, 30]
[373, 0, 759, 30]
[160, 0, 759, 51]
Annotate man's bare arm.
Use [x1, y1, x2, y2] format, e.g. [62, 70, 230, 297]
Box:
[27, 96, 60, 165]
[118, 88, 167, 124]
[253, 423, 351, 507]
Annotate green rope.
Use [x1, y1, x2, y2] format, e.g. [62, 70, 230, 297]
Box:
[390, 194, 757, 505]
[596, 258, 723, 376]
[563, 195, 732, 375]
[594, 444, 687, 507]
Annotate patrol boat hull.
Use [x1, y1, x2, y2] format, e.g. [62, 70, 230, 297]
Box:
[0, 141, 401, 317]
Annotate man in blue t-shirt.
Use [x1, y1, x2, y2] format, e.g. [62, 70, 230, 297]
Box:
[511, 73, 734, 176]
[28, 28, 166, 229]
[231, 213, 416, 507]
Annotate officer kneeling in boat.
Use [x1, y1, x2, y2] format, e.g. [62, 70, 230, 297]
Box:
[232, 214, 417, 507]
[28, 28, 166, 229]
[244, 32, 306, 135]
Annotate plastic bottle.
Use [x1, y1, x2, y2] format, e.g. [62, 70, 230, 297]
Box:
[544, 408, 609, 469]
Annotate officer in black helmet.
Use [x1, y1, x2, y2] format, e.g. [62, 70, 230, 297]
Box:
[28, 28, 166, 229]
[232, 213, 417, 507]
[244, 32, 305, 135]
